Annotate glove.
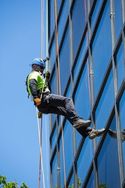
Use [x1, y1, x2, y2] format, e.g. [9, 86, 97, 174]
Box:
[45, 71, 50, 81]
[34, 98, 41, 106]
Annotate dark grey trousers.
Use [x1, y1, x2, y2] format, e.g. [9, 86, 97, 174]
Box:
[37, 94, 79, 125]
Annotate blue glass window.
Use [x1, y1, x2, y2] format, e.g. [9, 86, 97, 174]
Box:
[74, 62, 91, 148]
[119, 91, 125, 174]
[114, 0, 123, 40]
[51, 69, 57, 93]
[95, 70, 114, 132]
[86, 171, 95, 188]
[59, 26, 70, 94]
[50, 38, 56, 70]
[59, 121, 73, 185]
[59, 137, 65, 188]
[58, 0, 69, 46]
[92, 0, 112, 98]
[51, 126, 57, 151]
[73, 33, 87, 83]
[77, 138, 93, 183]
[52, 153, 58, 188]
[63, 121, 73, 178]
[57, 0, 62, 15]
[74, 63, 90, 120]
[68, 174, 75, 188]
[72, 0, 86, 58]
[91, 0, 104, 30]
[116, 42, 125, 90]
[97, 117, 120, 188]
[49, 0, 55, 39]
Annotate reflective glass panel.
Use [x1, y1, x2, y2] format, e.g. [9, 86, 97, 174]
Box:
[95, 70, 114, 132]
[49, 0, 55, 39]
[114, 0, 122, 40]
[97, 117, 120, 188]
[92, 0, 112, 98]
[52, 153, 58, 187]
[72, 0, 86, 58]
[59, 26, 70, 94]
[116, 42, 125, 90]
[119, 91, 125, 175]
[77, 137, 93, 184]
[58, 0, 69, 46]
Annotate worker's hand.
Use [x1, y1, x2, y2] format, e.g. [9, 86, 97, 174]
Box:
[34, 98, 41, 106]
[45, 71, 51, 81]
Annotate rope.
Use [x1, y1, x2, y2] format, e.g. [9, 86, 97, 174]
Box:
[37, 0, 46, 187]
[53, 0, 67, 187]
[36, 108, 45, 188]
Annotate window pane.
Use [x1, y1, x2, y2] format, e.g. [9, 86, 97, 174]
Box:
[68, 174, 75, 188]
[51, 69, 57, 93]
[51, 126, 57, 151]
[73, 33, 87, 83]
[95, 70, 114, 133]
[97, 117, 120, 188]
[59, 26, 70, 94]
[57, 0, 62, 14]
[59, 137, 65, 188]
[50, 38, 56, 70]
[114, 0, 123, 40]
[92, 0, 112, 98]
[72, 0, 86, 58]
[116, 42, 125, 90]
[74, 63, 90, 120]
[64, 121, 73, 178]
[91, 0, 103, 30]
[86, 171, 95, 188]
[119, 91, 125, 175]
[74, 62, 91, 148]
[58, 0, 69, 46]
[77, 138, 93, 184]
[52, 153, 58, 187]
[59, 121, 73, 184]
[49, 0, 55, 39]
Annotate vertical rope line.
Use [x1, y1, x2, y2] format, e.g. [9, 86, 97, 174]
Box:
[85, 1, 99, 188]
[36, 109, 45, 188]
[69, 0, 77, 187]
[37, 0, 46, 188]
[110, 0, 124, 186]
[53, 0, 67, 187]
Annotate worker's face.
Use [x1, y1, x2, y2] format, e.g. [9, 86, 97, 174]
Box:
[32, 64, 44, 73]
[39, 66, 44, 73]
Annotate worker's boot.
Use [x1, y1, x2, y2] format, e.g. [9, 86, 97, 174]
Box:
[88, 128, 106, 139]
[73, 118, 91, 129]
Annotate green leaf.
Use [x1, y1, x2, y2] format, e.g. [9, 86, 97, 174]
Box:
[3, 182, 18, 188]
[20, 183, 29, 188]
[0, 176, 7, 185]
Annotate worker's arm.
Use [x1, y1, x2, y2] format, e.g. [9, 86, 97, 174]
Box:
[29, 79, 41, 106]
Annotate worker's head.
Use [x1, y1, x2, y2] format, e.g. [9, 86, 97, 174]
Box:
[32, 58, 45, 72]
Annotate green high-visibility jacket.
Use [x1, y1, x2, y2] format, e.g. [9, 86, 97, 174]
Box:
[26, 71, 49, 97]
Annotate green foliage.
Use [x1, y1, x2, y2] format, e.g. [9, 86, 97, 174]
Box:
[0, 176, 28, 188]
[20, 183, 28, 188]
[0, 176, 7, 185]
[3, 182, 18, 188]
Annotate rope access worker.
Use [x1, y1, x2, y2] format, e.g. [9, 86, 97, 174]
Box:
[26, 58, 105, 139]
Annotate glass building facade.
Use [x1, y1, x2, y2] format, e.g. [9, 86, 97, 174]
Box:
[46, 0, 125, 187]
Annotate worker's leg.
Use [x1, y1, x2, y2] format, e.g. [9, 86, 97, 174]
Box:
[38, 94, 91, 129]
